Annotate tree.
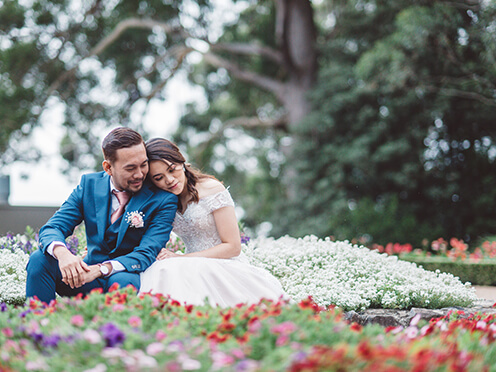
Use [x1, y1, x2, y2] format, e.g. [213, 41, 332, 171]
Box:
[274, 0, 496, 245]
[0, 0, 317, 177]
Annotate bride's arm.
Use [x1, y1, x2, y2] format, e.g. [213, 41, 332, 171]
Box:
[159, 206, 242, 259]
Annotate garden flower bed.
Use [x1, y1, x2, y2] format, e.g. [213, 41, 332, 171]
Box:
[1, 286, 496, 371]
[370, 238, 496, 285]
[0, 231, 478, 310]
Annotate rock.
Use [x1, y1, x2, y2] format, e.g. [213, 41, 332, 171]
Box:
[344, 299, 496, 327]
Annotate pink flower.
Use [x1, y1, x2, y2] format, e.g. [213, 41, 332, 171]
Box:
[112, 304, 125, 312]
[83, 329, 102, 344]
[404, 326, 419, 339]
[71, 315, 85, 327]
[155, 330, 167, 341]
[146, 342, 165, 356]
[212, 352, 235, 368]
[2, 328, 13, 337]
[128, 316, 142, 327]
[271, 321, 297, 335]
[276, 335, 290, 346]
[231, 348, 245, 359]
[248, 319, 262, 332]
[409, 313, 421, 327]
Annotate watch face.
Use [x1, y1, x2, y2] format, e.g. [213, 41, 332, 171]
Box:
[100, 265, 109, 275]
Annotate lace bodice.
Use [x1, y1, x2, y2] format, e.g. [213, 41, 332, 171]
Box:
[173, 189, 235, 254]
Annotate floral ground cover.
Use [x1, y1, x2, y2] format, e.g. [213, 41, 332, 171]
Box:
[1, 286, 496, 371]
[243, 236, 477, 311]
[0, 232, 478, 310]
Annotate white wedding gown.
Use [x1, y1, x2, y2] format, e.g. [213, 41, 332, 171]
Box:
[139, 189, 287, 307]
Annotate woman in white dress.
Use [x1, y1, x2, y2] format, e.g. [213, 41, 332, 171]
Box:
[139, 138, 287, 307]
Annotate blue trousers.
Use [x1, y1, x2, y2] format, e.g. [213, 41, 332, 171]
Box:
[26, 249, 140, 304]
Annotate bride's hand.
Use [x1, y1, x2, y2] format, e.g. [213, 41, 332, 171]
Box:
[156, 248, 181, 260]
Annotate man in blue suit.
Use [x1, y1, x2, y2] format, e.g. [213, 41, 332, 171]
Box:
[26, 127, 178, 303]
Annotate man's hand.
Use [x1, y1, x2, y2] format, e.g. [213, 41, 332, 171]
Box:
[54, 245, 90, 288]
[81, 264, 105, 284]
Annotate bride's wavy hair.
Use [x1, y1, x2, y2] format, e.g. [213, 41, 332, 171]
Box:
[145, 138, 215, 208]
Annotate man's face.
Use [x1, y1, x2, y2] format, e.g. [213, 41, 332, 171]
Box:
[103, 143, 149, 193]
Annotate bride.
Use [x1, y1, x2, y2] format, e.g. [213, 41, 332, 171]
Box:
[139, 138, 287, 307]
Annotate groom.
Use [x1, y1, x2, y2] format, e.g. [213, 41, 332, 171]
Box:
[26, 127, 178, 303]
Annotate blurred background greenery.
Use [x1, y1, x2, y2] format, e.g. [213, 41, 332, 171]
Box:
[1, 0, 495, 246]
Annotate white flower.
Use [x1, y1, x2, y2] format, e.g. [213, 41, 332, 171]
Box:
[125, 211, 145, 228]
[242, 235, 478, 311]
[0, 248, 29, 305]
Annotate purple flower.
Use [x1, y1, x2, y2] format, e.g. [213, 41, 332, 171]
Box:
[100, 322, 126, 347]
[240, 234, 251, 244]
[66, 235, 79, 255]
[43, 334, 61, 348]
[30, 332, 44, 344]
[0, 303, 7, 312]
[19, 309, 32, 318]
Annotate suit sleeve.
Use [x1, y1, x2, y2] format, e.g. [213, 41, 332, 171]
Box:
[38, 178, 85, 253]
[115, 192, 177, 273]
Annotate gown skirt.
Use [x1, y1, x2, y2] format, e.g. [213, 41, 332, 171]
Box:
[140, 256, 287, 307]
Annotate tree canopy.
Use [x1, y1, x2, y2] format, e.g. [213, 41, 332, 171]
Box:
[1, 0, 496, 244]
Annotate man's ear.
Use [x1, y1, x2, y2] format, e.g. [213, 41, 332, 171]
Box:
[102, 159, 112, 176]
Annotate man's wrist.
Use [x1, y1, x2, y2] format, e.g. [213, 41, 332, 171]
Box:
[98, 263, 112, 277]
[53, 245, 70, 260]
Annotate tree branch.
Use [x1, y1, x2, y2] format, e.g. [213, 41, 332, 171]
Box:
[210, 42, 285, 66]
[222, 115, 287, 130]
[194, 115, 288, 155]
[425, 85, 496, 106]
[202, 51, 286, 101]
[46, 18, 186, 96]
[145, 46, 193, 99]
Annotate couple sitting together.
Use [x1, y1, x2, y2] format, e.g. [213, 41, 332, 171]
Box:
[26, 127, 287, 307]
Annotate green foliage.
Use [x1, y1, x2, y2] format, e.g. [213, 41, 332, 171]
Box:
[271, 0, 496, 245]
[402, 257, 496, 286]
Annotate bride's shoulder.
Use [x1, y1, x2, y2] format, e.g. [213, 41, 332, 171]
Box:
[197, 178, 226, 199]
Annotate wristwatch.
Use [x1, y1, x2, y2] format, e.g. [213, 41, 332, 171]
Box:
[99, 264, 110, 277]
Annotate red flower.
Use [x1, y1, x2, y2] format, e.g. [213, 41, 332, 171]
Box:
[357, 341, 374, 360]
[29, 299, 39, 310]
[207, 331, 229, 343]
[222, 311, 233, 322]
[218, 322, 236, 332]
[236, 333, 249, 343]
[108, 282, 120, 292]
[185, 304, 194, 313]
[350, 323, 362, 333]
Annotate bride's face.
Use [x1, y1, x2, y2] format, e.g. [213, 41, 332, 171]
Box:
[149, 160, 187, 196]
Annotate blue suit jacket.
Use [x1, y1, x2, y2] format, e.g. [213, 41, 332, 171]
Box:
[39, 171, 178, 273]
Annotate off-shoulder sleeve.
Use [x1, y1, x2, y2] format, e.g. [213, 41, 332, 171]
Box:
[203, 188, 234, 213]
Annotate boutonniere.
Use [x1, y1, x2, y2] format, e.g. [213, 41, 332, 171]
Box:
[125, 211, 145, 228]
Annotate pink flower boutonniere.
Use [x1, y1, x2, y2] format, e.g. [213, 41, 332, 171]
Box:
[126, 211, 145, 228]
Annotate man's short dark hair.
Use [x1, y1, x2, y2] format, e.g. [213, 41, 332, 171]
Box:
[102, 127, 144, 163]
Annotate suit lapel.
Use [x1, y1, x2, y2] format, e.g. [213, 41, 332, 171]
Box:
[95, 173, 111, 243]
[115, 182, 154, 248]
